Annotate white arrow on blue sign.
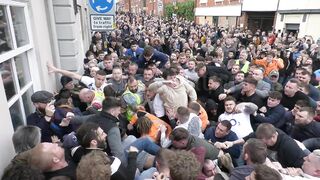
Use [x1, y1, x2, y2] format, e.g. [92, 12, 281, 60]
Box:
[89, 0, 114, 14]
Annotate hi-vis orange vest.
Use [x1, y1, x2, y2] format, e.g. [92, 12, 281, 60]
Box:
[130, 111, 172, 142]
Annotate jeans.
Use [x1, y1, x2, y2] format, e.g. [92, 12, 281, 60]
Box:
[129, 137, 160, 155]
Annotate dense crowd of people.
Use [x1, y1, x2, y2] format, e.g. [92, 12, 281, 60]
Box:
[2, 12, 320, 180]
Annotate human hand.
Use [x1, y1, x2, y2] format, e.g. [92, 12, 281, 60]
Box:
[259, 106, 267, 113]
[51, 135, 61, 143]
[218, 94, 227, 101]
[159, 124, 167, 133]
[60, 117, 71, 127]
[45, 103, 55, 117]
[127, 123, 134, 131]
[224, 141, 234, 149]
[47, 62, 57, 73]
[129, 146, 139, 153]
[214, 142, 227, 149]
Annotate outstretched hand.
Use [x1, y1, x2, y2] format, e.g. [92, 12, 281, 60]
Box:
[47, 62, 57, 73]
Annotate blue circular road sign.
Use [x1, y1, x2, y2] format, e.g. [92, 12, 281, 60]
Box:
[89, 0, 114, 14]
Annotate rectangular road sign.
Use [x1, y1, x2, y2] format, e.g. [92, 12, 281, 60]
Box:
[90, 14, 114, 31]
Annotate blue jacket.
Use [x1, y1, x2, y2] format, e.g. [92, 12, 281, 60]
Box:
[204, 126, 241, 159]
[136, 49, 168, 69]
[125, 47, 144, 63]
[254, 104, 286, 128]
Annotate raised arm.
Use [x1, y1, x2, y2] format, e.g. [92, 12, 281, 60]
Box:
[47, 63, 82, 80]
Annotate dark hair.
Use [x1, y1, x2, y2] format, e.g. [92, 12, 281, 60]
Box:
[103, 86, 117, 97]
[2, 162, 44, 180]
[12, 126, 41, 154]
[195, 62, 206, 72]
[254, 164, 282, 180]
[268, 91, 282, 100]
[244, 77, 258, 86]
[209, 76, 222, 84]
[136, 116, 153, 135]
[244, 138, 267, 164]
[295, 99, 310, 108]
[219, 120, 232, 131]
[96, 70, 107, 76]
[76, 122, 100, 148]
[162, 68, 177, 80]
[299, 106, 315, 117]
[255, 123, 277, 140]
[85, 50, 95, 58]
[102, 97, 121, 111]
[170, 128, 189, 141]
[224, 96, 237, 103]
[176, 106, 190, 122]
[143, 46, 154, 57]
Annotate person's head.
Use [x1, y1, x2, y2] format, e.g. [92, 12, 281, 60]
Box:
[2, 161, 44, 180]
[136, 116, 153, 136]
[76, 122, 107, 149]
[31, 91, 54, 114]
[90, 67, 100, 77]
[298, 69, 312, 84]
[187, 60, 196, 71]
[143, 68, 154, 82]
[94, 70, 107, 88]
[112, 66, 123, 82]
[242, 77, 258, 93]
[292, 100, 310, 115]
[103, 55, 114, 70]
[298, 82, 310, 95]
[224, 96, 237, 113]
[76, 150, 112, 180]
[79, 88, 95, 103]
[111, 52, 119, 61]
[97, 50, 105, 61]
[295, 106, 315, 125]
[130, 40, 139, 51]
[195, 62, 207, 77]
[284, 78, 300, 97]
[267, 91, 282, 108]
[239, 50, 248, 62]
[60, 76, 74, 90]
[178, 52, 187, 64]
[102, 97, 121, 118]
[235, 71, 245, 83]
[176, 106, 190, 124]
[188, 102, 201, 115]
[208, 76, 222, 90]
[245, 164, 282, 180]
[127, 76, 139, 93]
[143, 46, 154, 60]
[168, 150, 201, 180]
[255, 123, 278, 147]
[215, 120, 232, 138]
[155, 148, 175, 174]
[266, 52, 274, 63]
[12, 126, 41, 154]
[85, 50, 95, 60]
[231, 64, 240, 75]
[203, 159, 217, 177]
[228, 51, 235, 59]
[170, 128, 189, 149]
[127, 63, 138, 76]
[28, 143, 66, 172]
[268, 70, 279, 83]
[302, 149, 320, 177]
[252, 68, 264, 81]
[243, 138, 267, 164]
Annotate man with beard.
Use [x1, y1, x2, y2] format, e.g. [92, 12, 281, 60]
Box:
[72, 122, 139, 180]
[122, 76, 145, 120]
[27, 90, 56, 142]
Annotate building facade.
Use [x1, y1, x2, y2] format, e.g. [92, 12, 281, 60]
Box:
[0, 0, 90, 175]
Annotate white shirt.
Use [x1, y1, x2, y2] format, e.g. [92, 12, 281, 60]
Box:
[80, 76, 109, 92]
[218, 110, 253, 139]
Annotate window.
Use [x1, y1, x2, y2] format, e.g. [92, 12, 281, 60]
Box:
[0, 1, 35, 131]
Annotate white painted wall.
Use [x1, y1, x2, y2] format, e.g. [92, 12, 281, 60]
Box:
[278, 0, 320, 10]
[195, 5, 241, 16]
[242, 0, 279, 12]
[275, 13, 320, 39]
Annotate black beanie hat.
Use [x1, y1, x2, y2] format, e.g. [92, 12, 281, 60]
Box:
[60, 76, 73, 87]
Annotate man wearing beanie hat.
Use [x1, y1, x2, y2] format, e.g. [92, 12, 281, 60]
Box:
[27, 90, 56, 142]
[60, 76, 74, 90]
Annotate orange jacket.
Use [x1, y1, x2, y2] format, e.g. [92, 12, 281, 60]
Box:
[130, 111, 172, 142]
[199, 105, 209, 131]
[253, 58, 284, 77]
